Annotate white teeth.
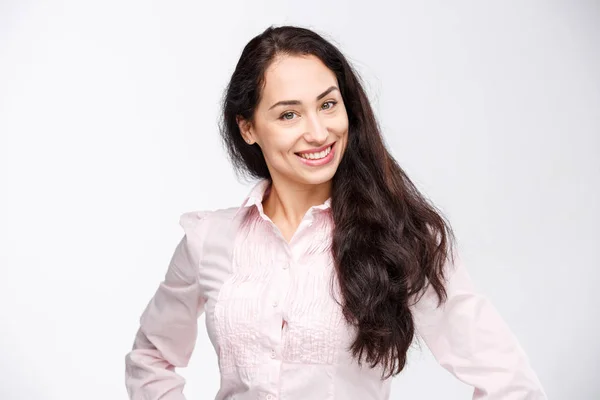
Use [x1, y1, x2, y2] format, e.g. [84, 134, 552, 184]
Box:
[299, 145, 332, 160]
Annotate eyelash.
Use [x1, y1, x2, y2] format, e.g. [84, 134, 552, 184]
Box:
[279, 100, 338, 121]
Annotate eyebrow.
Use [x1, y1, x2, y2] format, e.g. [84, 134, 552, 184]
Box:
[268, 86, 339, 110]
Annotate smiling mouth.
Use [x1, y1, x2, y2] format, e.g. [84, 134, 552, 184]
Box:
[295, 142, 335, 160]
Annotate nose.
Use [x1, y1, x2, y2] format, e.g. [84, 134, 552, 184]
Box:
[303, 114, 328, 145]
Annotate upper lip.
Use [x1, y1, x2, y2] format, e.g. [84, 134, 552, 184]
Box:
[295, 142, 335, 155]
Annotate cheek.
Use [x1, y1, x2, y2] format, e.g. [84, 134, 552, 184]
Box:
[259, 127, 296, 160]
[330, 111, 349, 137]
[266, 134, 294, 153]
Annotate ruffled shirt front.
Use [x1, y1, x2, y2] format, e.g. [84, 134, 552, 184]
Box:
[124, 179, 546, 400]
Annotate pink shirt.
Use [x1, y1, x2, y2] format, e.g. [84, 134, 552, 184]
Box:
[124, 179, 547, 400]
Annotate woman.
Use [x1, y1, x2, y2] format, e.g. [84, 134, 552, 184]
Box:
[124, 26, 546, 400]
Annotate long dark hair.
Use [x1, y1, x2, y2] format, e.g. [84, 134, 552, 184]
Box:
[219, 25, 455, 379]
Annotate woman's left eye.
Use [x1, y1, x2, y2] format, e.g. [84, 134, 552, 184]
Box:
[321, 100, 337, 110]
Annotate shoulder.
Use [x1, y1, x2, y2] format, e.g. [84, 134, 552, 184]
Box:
[176, 206, 244, 268]
[178, 206, 242, 237]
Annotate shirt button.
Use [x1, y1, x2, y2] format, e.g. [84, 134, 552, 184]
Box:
[270, 349, 276, 358]
[266, 395, 274, 400]
[282, 262, 289, 270]
[272, 301, 278, 307]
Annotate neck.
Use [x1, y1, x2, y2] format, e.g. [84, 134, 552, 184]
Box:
[262, 176, 331, 227]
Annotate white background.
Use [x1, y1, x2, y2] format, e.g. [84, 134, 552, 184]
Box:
[1, 1, 599, 399]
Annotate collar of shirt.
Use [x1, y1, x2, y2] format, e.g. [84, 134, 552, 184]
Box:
[234, 178, 333, 220]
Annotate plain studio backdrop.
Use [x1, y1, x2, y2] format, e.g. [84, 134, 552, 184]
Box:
[1, 1, 599, 399]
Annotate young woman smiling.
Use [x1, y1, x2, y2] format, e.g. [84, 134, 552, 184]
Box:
[125, 26, 547, 400]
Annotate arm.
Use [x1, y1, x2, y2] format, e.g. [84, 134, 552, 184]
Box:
[410, 252, 547, 399]
[124, 211, 210, 400]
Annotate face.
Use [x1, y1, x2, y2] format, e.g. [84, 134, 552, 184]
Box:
[238, 54, 349, 189]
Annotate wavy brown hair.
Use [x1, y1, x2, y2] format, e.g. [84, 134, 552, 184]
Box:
[219, 25, 455, 379]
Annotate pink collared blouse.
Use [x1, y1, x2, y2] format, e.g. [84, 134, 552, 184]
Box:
[124, 179, 547, 400]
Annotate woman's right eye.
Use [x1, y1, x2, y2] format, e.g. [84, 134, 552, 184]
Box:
[280, 111, 296, 120]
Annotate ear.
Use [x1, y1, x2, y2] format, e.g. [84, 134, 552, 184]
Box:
[236, 116, 255, 145]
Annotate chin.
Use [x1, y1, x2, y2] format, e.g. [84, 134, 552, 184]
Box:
[295, 167, 338, 186]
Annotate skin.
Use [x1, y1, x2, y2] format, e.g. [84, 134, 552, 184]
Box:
[237, 54, 349, 242]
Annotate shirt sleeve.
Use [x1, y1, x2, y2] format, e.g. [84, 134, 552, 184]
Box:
[410, 251, 547, 399]
[124, 211, 211, 400]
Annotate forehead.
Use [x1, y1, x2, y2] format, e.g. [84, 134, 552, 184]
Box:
[261, 54, 338, 103]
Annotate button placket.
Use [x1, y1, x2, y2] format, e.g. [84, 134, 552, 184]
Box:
[272, 259, 288, 310]
[269, 256, 290, 365]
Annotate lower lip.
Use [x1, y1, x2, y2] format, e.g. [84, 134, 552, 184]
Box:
[296, 143, 336, 166]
